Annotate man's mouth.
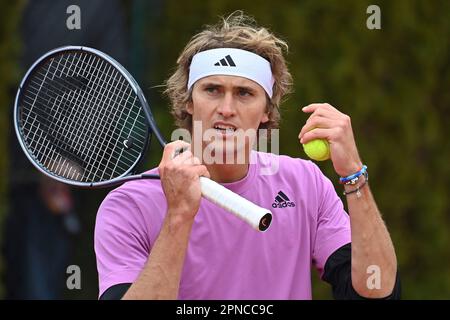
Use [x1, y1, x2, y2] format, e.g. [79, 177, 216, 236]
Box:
[213, 123, 237, 135]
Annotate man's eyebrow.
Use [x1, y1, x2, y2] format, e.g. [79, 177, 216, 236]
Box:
[236, 85, 256, 92]
[200, 82, 222, 88]
[199, 82, 257, 92]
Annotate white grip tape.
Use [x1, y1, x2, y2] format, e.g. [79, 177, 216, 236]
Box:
[199, 177, 272, 231]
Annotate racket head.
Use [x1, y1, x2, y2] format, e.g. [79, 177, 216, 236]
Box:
[14, 46, 154, 187]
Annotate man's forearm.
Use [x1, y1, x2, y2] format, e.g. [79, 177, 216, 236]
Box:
[346, 179, 397, 298]
[122, 211, 194, 300]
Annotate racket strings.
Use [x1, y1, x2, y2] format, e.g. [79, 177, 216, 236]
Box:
[19, 51, 148, 182]
[26, 54, 144, 141]
[25, 56, 145, 130]
[22, 66, 147, 157]
[21, 92, 144, 174]
[22, 55, 135, 176]
[58, 52, 146, 180]
[45, 55, 138, 170]
[21, 101, 143, 182]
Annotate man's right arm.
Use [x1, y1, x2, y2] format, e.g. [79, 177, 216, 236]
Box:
[121, 208, 195, 299]
[99, 207, 195, 300]
[120, 141, 208, 300]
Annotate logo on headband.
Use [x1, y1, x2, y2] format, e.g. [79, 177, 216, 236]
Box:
[214, 55, 236, 67]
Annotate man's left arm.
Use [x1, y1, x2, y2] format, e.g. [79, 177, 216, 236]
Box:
[299, 103, 397, 298]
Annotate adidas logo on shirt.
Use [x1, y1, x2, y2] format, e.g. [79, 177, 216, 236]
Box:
[214, 55, 236, 67]
[272, 191, 296, 208]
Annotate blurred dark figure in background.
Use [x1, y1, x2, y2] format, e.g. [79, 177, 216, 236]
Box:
[4, 0, 128, 299]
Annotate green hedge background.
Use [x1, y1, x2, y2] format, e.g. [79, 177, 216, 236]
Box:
[1, 0, 449, 299]
[0, 0, 25, 299]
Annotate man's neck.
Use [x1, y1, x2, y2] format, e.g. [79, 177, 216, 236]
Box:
[191, 139, 252, 183]
[206, 162, 249, 183]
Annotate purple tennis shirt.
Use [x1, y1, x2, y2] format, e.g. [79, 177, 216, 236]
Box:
[95, 151, 351, 299]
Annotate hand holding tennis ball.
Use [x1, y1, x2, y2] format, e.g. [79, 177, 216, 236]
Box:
[300, 103, 364, 177]
[302, 138, 330, 161]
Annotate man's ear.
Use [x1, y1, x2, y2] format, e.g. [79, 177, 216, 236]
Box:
[261, 112, 269, 124]
[186, 101, 193, 115]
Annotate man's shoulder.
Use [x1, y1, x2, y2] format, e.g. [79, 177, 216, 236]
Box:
[96, 167, 166, 232]
[102, 167, 164, 206]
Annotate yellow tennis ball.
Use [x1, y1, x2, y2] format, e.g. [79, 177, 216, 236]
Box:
[303, 139, 330, 161]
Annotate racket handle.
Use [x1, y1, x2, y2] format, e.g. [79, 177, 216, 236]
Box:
[199, 177, 272, 232]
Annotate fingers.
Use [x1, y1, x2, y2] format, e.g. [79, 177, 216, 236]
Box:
[171, 149, 193, 164]
[299, 103, 351, 143]
[159, 140, 209, 179]
[172, 150, 202, 166]
[302, 103, 341, 116]
[161, 140, 191, 163]
[300, 127, 334, 144]
[191, 164, 211, 179]
[298, 116, 335, 142]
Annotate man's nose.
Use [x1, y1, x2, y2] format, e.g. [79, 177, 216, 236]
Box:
[217, 93, 236, 117]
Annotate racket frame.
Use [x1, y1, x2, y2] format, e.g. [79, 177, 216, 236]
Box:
[14, 46, 165, 188]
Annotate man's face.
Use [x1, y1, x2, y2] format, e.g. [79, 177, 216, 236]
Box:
[187, 75, 269, 163]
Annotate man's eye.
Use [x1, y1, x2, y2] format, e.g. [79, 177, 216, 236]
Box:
[239, 89, 252, 97]
[205, 87, 218, 93]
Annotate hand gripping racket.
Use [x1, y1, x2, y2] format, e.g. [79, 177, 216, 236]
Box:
[14, 46, 272, 231]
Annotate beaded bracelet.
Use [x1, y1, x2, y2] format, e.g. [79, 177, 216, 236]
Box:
[342, 178, 368, 198]
[339, 165, 368, 185]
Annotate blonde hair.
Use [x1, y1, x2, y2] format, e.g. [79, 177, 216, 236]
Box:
[164, 12, 292, 131]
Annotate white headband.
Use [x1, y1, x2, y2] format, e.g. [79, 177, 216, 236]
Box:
[187, 48, 274, 98]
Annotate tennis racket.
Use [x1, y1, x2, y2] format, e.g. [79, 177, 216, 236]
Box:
[14, 46, 272, 231]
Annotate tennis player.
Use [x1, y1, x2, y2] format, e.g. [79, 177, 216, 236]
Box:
[95, 13, 400, 300]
